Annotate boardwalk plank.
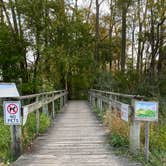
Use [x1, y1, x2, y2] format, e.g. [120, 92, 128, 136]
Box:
[12, 101, 141, 166]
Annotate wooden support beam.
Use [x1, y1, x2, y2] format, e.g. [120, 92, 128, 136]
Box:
[10, 125, 22, 159]
[130, 100, 140, 154]
[36, 96, 40, 135]
[42, 94, 48, 115]
[52, 94, 55, 119]
[129, 120, 141, 154]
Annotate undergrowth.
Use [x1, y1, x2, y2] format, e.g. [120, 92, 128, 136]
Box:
[93, 106, 166, 166]
[0, 112, 51, 164]
[0, 118, 11, 164]
[22, 113, 51, 149]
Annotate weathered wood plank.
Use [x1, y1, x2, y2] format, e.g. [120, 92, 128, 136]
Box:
[12, 101, 141, 166]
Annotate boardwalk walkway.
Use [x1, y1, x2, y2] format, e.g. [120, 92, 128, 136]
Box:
[12, 101, 141, 166]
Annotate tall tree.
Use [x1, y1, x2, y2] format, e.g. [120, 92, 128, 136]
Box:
[117, 0, 131, 72]
[95, 0, 100, 67]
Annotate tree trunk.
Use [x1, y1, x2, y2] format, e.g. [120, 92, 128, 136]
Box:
[121, 7, 127, 72]
[149, 8, 155, 78]
[109, 0, 114, 71]
[95, 0, 100, 67]
[131, 19, 135, 69]
[157, 24, 164, 74]
[136, 0, 141, 72]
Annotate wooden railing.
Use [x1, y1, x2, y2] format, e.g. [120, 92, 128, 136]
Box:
[89, 89, 145, 155]
[9, 90, 68, 159]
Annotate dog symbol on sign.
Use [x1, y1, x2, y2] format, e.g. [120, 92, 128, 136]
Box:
[7, 104, 18, 114]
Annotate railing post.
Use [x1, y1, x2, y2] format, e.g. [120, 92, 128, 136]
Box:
[130, 99, 140, 154]
[89, 92, 92, 104]
[60, 92, 63, 110]
[10, 125, 22, 159]
[42, 94, 48, 115]
[97, 96, 102, 111]
[63, 92, 65, 106]
[92, 93, 95, 107]
[52, 93, 55, 119]
[36, 96, 40, 135]
[64, 91, 67, 105]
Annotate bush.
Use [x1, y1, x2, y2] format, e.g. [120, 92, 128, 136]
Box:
[22, 113, 51, 149]
[0, 118, 11, 162]
[150, 125, 166, 151]
[39, 114, 51, 133]
[109, 132, 129, 148]
[104, 111, 129, 148]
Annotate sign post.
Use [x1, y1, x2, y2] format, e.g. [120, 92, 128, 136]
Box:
[3, 101, 22, 159]
[0, 83, 22, 159]
[134, 101, 158, 161]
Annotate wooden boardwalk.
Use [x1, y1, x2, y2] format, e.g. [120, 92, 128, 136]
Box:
[12, 101, 141, 166]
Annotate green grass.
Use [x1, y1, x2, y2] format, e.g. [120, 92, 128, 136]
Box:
[0, 112, 51, 164]
[0, 118, 11, 164]
[22, 113, 51, 149]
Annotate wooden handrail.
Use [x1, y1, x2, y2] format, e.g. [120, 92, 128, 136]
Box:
[89, 89, 141, 155]
[90, 89, 144, 99]
[23, 91, 67, 114]
[14, 90, 66, 100]
[8, 89, 68, 159]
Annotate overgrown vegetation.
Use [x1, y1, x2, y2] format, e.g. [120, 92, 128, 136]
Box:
[22, 113, 51, 150]
[93, 101, 166, 166]
[0, 112, 51, 164]
[0, 118, 11, 163]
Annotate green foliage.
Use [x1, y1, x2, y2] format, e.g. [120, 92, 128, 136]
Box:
[22, 113, 51, 149]
[108, 132, 129, 148]
[0, 118, 11, 162]
[150, 125, 166, 151]
[92, 105, 105, 121]
[93, 70, 139, 94]
[22, 113, 36, 148]
[39, 114, 50, 133]
[0, 24, 22, 82]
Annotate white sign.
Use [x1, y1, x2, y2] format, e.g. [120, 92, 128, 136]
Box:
[23, 106, 29, 126]
[0, 83, 20, 98]
[121, 103, 129, 122]
[3, 101, 21, 125]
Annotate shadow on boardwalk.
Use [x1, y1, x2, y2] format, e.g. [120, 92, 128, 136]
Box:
[12, 101, 141, 166]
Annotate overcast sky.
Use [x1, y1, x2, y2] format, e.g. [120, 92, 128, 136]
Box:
[77, 0, 110, 15]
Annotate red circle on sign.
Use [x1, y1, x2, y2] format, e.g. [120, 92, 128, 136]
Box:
[7, 104, 18, 114]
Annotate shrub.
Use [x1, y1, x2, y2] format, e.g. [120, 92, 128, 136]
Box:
[109, 132, 129, 148]
[150, 124, 166, 151]
[22, 113, 36, 149]
[39, 114, 51, 133]
[0, 118, 11, 162]
[22, 113, 51, 149]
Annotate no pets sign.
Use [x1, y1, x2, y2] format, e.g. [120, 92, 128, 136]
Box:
[3, 101, 21, 125]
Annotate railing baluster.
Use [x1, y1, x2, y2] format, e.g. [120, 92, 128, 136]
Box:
[36, 96, 40, 135]
[52, 94, 55, 119]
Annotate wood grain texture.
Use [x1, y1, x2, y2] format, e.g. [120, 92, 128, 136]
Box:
[12, 101, 141, 166]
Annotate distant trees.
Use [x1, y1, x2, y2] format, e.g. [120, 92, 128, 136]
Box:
[0, 0, 165, 97]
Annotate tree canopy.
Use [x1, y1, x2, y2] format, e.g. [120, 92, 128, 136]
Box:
[0, 0, 165, 99]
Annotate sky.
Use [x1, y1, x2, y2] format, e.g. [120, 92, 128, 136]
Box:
[77, 0, 110, 15]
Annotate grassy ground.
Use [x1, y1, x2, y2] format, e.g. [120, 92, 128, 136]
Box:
[0, 113, 51, 165]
